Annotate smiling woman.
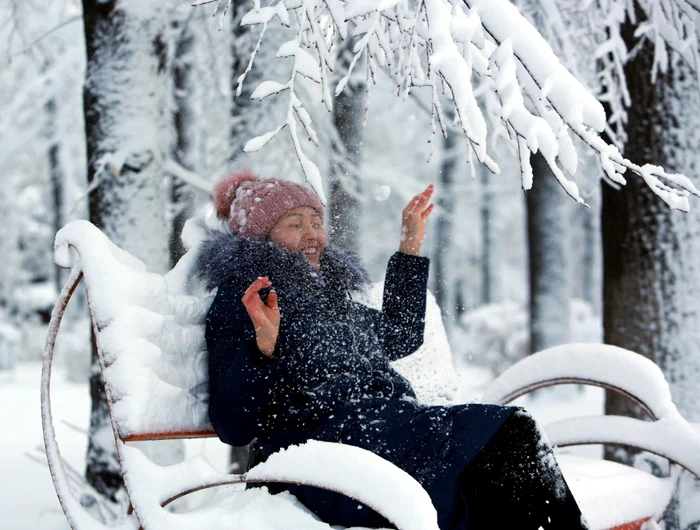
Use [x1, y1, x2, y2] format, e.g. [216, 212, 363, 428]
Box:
[196, 170, 589, 530]
[268, 207, 327, 269]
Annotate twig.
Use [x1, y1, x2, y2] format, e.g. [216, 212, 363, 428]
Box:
[24, 450, 48, 468]
[164, 159, 213, 193]
[61, 419, 88, 436]
[69, 176, 102, 215]
[10, 14, 81, 58]
[461, 0, 695, 207]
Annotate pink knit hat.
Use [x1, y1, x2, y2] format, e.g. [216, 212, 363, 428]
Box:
[213, 170, 325, 238]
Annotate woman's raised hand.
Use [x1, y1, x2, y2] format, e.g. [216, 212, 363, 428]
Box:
[241, 276, 280, 358]
[399, 184, 435, 256]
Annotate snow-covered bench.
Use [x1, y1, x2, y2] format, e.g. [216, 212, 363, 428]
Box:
[42, 220, 700, 530]
[482, 344, 700, 530]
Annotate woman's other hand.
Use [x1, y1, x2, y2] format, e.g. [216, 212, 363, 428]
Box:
[241, 276, 280, 357]
[399, 184, 435, 256]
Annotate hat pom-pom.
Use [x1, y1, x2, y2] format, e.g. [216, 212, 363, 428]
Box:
[213, 170, 258, 219]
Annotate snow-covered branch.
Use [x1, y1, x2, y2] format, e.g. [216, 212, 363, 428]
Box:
[218, 0, 699, 211]
[164, 159, 213, 193]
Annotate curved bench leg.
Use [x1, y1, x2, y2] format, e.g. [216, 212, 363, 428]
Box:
[41, 266, 139, 530]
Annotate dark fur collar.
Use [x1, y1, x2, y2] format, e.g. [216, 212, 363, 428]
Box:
[195, 231, 369, 301]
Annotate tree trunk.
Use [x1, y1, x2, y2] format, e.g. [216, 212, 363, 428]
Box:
[526, 153, 570, 353]
[170, 15, 196, 267]
[230, 2, 260, 163]
[328, 40, 365, 256]
[46, 98, 65, 296]
[82, 0, 169, 503]
[228, 1, 257, 473]
[480, 162, 494, 305]
[434, 127, 457, 321]
[603, 7, 700, 529]
[579, 188, 601, 312]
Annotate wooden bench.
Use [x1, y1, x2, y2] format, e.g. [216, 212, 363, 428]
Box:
[42, 220, 700, 530]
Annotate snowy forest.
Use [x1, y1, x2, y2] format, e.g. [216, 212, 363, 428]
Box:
[2, 0, 700, 528]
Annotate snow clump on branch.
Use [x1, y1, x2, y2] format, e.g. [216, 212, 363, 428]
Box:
[207, 0, 700, 212]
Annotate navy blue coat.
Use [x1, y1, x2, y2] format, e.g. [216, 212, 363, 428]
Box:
[197, 232, 515, 529]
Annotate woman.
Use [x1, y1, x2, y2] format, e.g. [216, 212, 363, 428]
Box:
[196, 170, 588, 530]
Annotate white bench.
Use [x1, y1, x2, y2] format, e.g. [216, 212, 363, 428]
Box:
[482, 343, 700, 530]
[42, 220, 700, 530]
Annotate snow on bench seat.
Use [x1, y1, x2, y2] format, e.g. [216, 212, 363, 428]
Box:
[558, 454, 674, 530]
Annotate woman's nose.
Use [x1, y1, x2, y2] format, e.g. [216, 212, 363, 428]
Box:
[303, 223, 318, 238]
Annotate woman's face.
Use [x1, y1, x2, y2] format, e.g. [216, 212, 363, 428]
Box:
[268, 206, 327, 269]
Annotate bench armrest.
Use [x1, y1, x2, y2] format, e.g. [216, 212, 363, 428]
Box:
[480, 343, 700, 479]
[119, 439, 439, 530]
[480, 343, 674, 420]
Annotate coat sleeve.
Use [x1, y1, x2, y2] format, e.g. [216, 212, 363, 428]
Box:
[206, 281, 280, 447]
[371, 251, 430, 361]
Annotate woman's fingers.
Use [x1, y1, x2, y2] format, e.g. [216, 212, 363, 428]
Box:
[242, 277, 280, 358]
[242, 276, 272, 308]
[415, 184, 433, 207]
[266, 290, 279, 311]
[399, 185, 434, 256]
[403, 196, 418, 216]
[404, 185, 434, 217]
[242, 276, 279, 317]
[243, 276, 270, 297]
[419, 184, 434, 204]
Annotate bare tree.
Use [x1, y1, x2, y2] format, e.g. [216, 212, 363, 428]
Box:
[434, 124, 458, 320]
[46, 97, 65, 295]
[170, 12, 197, 266]
[82, 0, 170, 503]
[479, 162, 495, 305]
[603, 6, 700, 528]
[328, 38, 365, 256]
[526, 153, 570, 353]
[573, 187, 601, 313]
[228, 0, 259, 475]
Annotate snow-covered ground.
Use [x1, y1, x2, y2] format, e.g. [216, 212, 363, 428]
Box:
[1, 360, 603, 530]
[2, 363, 90, 530]
[0, 362, 214, 528]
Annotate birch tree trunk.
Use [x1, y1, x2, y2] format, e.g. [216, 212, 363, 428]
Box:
[82, 0, 169, 503]
[526, 153, 570, 353]
[603, 8, 700, 529]
[328, 40, 365, 256]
